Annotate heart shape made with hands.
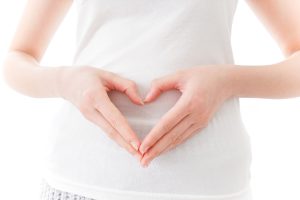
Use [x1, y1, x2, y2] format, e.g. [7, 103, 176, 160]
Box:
[107, 65, 230, 167]
[133, 88, 182, 167]
[111, 77, 190, 168]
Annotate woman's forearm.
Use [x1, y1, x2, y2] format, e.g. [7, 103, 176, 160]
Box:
[2, 50, 64, 98]
[228, 50, 300, 99]
[4, 48, 300, 100]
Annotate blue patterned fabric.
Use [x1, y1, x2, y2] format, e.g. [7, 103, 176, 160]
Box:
[40, 179, 95, 200]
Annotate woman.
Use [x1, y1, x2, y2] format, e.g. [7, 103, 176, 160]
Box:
[3, 0, 300, 200]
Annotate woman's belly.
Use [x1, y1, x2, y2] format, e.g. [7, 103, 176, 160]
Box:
[44, 70, 252, 196]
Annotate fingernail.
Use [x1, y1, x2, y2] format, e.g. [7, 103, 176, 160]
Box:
[139, 99, 144, 105]
[143, 93, 151, 102]
[130, 141, 139, 151]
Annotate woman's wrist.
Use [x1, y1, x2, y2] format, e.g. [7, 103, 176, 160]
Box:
[225, 54, 300, 99]
[53, 65, 72, 99]
[225, 65, 241, 98]
[218, 64, 237, 100]
[226, 64, 265, 98]
[3, 51, 66, 98]
[29, 65, 66, 98]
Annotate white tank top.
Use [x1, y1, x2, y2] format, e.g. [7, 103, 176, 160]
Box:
[42, 0, 253, 199]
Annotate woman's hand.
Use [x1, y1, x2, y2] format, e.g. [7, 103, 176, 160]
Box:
[58, 65, 144, 160]
[138, 65, 235, 167]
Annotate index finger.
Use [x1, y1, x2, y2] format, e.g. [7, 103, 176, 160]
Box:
[94, 91, 141, 151]
[139, 92, 192, 154]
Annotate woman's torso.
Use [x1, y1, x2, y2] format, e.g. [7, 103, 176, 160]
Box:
[42, 0, 253, 199]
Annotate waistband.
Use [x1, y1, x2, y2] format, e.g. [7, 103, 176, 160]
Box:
[43, 169, 252, 200]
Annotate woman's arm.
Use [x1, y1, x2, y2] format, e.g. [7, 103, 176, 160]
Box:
[138, 0, 300, 166]
[2, 0, 144, 160]
[2, 0, 72, 98]
[229, 52, 300, 99]
[228, 0, 300, 99]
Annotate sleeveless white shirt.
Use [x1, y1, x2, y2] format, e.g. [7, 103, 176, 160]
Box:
[42, 0, 253, 199]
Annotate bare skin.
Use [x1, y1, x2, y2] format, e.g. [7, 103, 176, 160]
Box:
[2, 0, 300, 168]
[2, 0, 144, 161]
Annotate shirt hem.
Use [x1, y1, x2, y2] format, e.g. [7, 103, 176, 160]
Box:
[42, 168, 252, 200]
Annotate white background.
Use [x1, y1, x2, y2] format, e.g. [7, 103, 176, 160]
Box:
[0, 0, 300, 199]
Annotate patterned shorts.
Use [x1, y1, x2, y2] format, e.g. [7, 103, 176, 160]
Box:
[40, 179, 96, 200]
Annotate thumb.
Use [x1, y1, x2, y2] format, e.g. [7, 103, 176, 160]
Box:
[144, 73, 179, 103]
[109, 75, 144, 105]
